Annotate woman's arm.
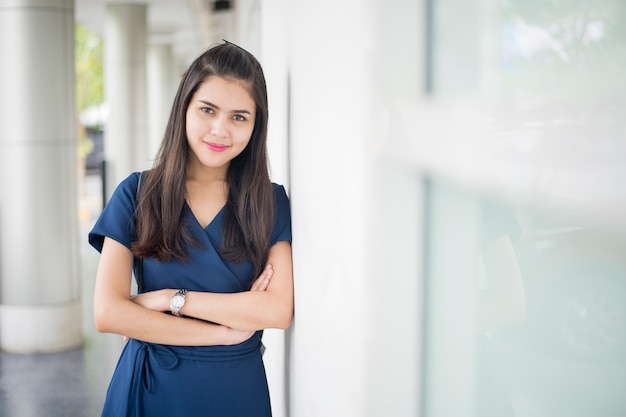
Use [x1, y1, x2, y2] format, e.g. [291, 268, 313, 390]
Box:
[93, 237, 254, 346]
[132, 241, 294, 331]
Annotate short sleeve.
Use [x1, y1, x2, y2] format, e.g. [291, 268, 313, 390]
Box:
[88, 172, 141, 253]
[270, 184, 292, 245]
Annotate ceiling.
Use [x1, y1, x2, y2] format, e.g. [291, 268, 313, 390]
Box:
[75, 0, 230, 65]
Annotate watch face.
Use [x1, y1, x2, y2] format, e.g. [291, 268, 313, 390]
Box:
[172, 295, 184, 309]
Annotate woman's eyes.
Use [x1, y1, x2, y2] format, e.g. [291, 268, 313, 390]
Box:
[200, 108, 246, 122]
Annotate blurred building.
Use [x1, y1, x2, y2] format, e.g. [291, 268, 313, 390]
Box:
[0, 1, 624, 416]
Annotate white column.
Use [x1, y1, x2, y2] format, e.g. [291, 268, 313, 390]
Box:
[287, 1, 375, 415]
[0, 0, 82, 353]
[260, 0, 290, 189]
[284, 0, 425, 415]
[147, 43, 176, 160]
[104, 4, 148, 197]
[256, 2, 291, 417]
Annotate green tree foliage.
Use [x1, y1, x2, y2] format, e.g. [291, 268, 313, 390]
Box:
[75, 24, 103, 157]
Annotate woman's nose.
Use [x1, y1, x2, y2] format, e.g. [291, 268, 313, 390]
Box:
[209, 117, 227, 137]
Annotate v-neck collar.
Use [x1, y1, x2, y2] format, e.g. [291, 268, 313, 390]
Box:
[184, 202, 226, 231]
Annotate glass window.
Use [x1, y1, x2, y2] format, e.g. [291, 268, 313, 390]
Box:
[422, 178, 626, 417]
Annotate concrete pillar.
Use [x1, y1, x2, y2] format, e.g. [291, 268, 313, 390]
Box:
[147, 43, 175, 159]
[256, 2, 290, 416]
[287, 1, 375, 415]
[104, 4, 148, 198]
[0, 0, 82, 353]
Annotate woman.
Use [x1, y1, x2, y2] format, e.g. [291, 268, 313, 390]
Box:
[89, 41, 293, 417]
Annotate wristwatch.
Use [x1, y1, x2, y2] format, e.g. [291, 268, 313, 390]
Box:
[170, 289, 188, 316]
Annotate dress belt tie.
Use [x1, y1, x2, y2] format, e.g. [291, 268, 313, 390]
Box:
[139, 342, 179, 391]
[127, 341, 179, 417]
[124, 338, 260, 416]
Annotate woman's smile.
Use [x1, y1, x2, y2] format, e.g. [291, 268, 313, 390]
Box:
[204, 141, 229, 152]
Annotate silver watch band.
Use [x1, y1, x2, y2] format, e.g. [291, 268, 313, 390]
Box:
[170, 289, 188, 316]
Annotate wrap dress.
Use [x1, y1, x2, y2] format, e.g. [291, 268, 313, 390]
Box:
[89, 172, 292, 417]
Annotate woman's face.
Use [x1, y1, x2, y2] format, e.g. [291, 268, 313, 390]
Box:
[185, 76, 256, 173]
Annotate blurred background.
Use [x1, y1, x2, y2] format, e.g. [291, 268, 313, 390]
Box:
[0, 0, 625, 416]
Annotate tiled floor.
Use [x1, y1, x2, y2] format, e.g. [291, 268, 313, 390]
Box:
[0, 341, 118, 416]
[0, 174, 124, 417]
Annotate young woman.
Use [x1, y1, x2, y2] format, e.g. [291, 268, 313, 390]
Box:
[89, 42, 293, 417]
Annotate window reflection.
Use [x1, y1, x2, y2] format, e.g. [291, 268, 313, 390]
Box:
[424, 184, 626, 417]
[476, 200, 626, 416]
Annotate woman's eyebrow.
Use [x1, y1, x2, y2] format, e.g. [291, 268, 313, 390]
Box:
[198, 100, 252, 114]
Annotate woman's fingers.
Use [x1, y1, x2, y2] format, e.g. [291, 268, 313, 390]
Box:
[250, 264, 273, 291]
[227, 327, 256, 345]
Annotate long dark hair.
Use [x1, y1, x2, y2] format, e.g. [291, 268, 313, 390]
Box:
[132, 42, 274, 276]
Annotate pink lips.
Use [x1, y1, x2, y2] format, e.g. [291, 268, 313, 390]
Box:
[205, 142, 228, 152]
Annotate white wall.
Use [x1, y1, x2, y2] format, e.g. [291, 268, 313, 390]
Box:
[286, 0, 374, 413]
[268, 1, 424, 416]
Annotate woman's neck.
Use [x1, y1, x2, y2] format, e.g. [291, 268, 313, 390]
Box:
[186, 160, 229, 185]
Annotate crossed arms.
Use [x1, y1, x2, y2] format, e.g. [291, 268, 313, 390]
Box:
[93, 237, 293, 346]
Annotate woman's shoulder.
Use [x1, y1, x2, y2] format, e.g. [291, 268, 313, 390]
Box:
[88, 172, 142, 253]
[271, 182, 288, 195]
[271, 183, 290, 204]
[110, 171, 142, 199]
[123, 171, 142, 188]
[99, 172, 143, 215]
[269, 182, 291, 243]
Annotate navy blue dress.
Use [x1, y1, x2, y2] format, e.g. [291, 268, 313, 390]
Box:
[89, 172, 291, 417]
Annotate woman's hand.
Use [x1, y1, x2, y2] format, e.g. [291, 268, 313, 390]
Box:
[250, 263, 273, 291]
[223, 326, 256, 345]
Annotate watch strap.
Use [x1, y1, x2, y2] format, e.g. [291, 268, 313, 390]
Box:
[170, 289, 188, 316]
